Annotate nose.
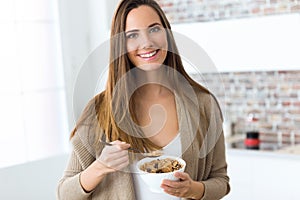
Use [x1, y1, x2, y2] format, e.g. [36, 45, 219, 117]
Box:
[139, 31, 154, 49]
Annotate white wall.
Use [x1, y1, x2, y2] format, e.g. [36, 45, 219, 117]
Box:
[172, 13, 300, 72]
[57, 0, 92, 128]
[58, 0, 118, 127]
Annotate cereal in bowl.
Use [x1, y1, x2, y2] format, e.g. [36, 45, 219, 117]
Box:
[139, 158, 183, 173]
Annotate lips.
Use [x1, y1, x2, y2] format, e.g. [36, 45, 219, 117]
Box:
[138, 50, 158, 59]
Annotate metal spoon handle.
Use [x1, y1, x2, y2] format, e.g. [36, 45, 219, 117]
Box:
[100, 141, 144, 153]
[99, 140, 162, 157]
[99, 140, 113, 146]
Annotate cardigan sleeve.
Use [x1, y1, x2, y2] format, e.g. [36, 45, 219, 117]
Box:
[201, 132, 230, 200]
[56, 133, 95, 200]
[200, 94, 230, 199]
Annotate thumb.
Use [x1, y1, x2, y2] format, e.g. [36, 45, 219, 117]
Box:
[174, 172, 189, 180]
[111, 140, 131, 150]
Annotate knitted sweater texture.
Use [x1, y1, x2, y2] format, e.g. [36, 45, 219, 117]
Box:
[57, 90, 230, 200]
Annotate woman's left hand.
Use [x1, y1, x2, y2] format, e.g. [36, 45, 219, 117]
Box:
[160, 172, 204, 199]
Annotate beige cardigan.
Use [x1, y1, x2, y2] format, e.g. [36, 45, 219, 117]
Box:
[57, 90, 230, 200]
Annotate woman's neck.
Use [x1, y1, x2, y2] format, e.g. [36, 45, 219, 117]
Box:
[134, 67, 173, 99]
[135, 84, 171, 100]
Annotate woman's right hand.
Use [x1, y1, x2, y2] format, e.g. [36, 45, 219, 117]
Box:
[96, 140, 131, 174]
[79, 140, 130, 192]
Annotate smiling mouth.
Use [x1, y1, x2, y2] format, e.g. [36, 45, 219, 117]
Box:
[139, 50, 158, 59]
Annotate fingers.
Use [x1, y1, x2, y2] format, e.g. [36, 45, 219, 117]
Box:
[96, 154, 129, 173]
[110, 140, 131, 150]
[174, 171, 189, 180]
[161, 179, 182, 189]
[162, 187, 185, 197]
[161, 181, 187, 197]
[97, 140, 131, 171]
[161, 172, 192, 198]
[161, 172, 189, 187]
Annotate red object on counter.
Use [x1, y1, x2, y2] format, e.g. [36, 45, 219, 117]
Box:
[244, 131, 260, 150]
[244, 138, 260, 146]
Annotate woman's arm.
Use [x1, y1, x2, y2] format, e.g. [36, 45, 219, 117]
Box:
[56, 150, 93, 200]
[80, 140, 130, 192]
[200, 132, 230, 200]
[57, 135, 130, 200]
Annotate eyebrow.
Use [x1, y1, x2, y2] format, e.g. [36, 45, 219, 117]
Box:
[125, 22, 162, 34]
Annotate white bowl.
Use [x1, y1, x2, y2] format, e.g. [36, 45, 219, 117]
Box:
[136, 155, 186, 193]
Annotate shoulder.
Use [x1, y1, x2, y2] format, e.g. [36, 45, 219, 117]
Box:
[84, 91, 106, 112]
[192, 85, 219, 107]
[192, 85, 223, 121]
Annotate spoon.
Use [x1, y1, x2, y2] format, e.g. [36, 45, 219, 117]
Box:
[100, 141, 163, 157]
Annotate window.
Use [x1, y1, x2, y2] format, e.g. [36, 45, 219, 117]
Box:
[0, 0, 69, 168]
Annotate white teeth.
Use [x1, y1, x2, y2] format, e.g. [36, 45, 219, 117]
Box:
[140, 51, 157, 58]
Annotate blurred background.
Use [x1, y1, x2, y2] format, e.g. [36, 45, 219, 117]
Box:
[0, 0, 300, 199]
[0, 0, 117, 168]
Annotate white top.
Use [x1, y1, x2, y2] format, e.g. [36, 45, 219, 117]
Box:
[132, 134, 182, 200]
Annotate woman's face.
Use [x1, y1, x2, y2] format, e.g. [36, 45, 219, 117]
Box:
[125, 5, 168, 71]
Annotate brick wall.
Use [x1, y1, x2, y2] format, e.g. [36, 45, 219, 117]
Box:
[156, 0, 300, 23]
[191, 71, 300, 145]
[157, 0, 300, 145]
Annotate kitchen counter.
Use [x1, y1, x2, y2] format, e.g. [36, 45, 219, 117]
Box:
[277, 144, 300, 155]
[224, 144, 300, 200]
[226, 134, 300, 156]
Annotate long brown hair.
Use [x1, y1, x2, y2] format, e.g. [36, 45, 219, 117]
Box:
[71, 0, 209, 152]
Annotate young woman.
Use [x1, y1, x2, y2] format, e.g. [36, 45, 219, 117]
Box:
[57, 0, 230, 199]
